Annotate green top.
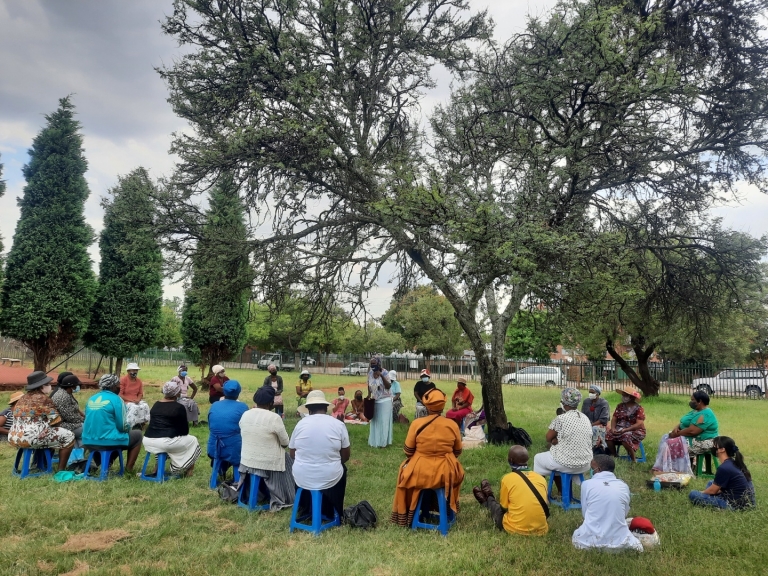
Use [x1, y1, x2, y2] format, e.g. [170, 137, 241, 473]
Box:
[679, 407, 719, 441]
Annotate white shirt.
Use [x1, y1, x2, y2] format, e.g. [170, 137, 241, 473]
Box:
[289, 413, 350, 490]
[239, 408, 290, 471]
[572, 471, 643, 552]
[368, 369, 391, 400]
[548, 410, 593, 469]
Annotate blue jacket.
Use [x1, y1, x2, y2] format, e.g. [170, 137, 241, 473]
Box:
[83, 390, 130, 447]
[207, 399, 248, 464]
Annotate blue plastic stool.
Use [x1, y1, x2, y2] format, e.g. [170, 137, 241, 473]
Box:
[289, 488, 341, 535]
[237, 473, 270, 511]
[139, 452, 172, 482]
[209, 458, 240, 490]
[84, 449, 125, 481]
[618, 441, 647, 463]
[12, 448, 54, 479]
[410, 487, 456, 536]
[547, 471, 585, 511]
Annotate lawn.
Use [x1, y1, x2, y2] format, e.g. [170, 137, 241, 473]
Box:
[0, 373, 765, 576]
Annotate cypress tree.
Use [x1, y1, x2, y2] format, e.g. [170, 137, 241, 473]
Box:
[0, 97, 96, 370]
[83, 168, 163, 374]
[0, 154, 6, 294]
[181, 174, 251, 376]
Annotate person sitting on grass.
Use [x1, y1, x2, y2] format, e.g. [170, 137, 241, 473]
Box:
[290, 390, 351, 521]
[390, 388, 465, 527]
[572, 455, 643, 551]
[345, 390, 368, 422]
[82, 374, 142, 473]
[533, 387, 592, 498]
[142, 381, 202, 478]
[8, 372, 75, 472]
[688, 436, 755, 510]
[0, 391, 23, 441]
[472, 445, 549, 536]
[239, 385, 296, 511]
[295, 370, 313, 409]
[207, 380, 249, 481]
[445, 377, 474, 429]
[605, 385, 646, 462]
[330, 387, 350, 421]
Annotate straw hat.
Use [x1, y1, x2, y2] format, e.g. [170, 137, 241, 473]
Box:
[305, 390, 330, 406]
[9, 391, 24, 405]
[616, 384, 642, 400]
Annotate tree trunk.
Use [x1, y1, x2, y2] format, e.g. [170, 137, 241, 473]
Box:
[605, 336, 660, 396]
[115, 357, 124, 377]
[294, 351, 301, 373]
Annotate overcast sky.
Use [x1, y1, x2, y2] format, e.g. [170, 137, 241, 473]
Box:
[2, 0, 768, 318]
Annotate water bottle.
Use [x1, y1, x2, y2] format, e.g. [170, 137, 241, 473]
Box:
[653, 478, 661, 492]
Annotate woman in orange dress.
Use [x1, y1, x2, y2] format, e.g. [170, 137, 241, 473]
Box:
[391, 389, 465, 526]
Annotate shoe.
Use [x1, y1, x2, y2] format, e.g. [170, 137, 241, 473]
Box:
[472, 486, 487, 505]
[480, 479, 494, 499]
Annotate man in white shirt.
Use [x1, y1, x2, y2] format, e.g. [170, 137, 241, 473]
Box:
[289, 390, 351, 518]
[572, 455, 643, 552]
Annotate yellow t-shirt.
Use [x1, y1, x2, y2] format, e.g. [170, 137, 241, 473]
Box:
[499, 470, 549, 536]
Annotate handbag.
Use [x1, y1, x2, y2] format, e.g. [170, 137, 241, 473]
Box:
[363, 398, 375, 420]
[342, 500, 378, 529]
[512, 470, 550, 518]
[217, 479, 242, 504]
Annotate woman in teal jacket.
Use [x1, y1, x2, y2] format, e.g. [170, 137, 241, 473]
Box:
[82, 374, 142, 472]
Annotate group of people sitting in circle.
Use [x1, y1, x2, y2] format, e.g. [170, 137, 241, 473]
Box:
[2, 359, 756, 548]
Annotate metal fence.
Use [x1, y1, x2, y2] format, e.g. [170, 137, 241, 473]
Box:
[1, 338, 765, 399]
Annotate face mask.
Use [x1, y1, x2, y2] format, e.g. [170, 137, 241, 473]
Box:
[338, 395, 345, 400]
[74, 386, 80, 393]
[621, 396, 632, 404]
[689, 400, 698, 409]
[270, 371, 277, 376]
[42, 385, 52, 395]
[180, 371, 188, 378]
[588, 393, 597, 400]
[129, 373, 138, 379]
[355, 395, 362, 401]
[421, 376, 429, 383]
[509, 463, 528, 471]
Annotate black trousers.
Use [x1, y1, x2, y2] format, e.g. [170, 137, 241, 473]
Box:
[484, 495, 505, 530]
[298, 464, 348, 518]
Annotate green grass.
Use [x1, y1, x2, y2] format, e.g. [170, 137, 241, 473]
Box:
[0, 379, 766, 576]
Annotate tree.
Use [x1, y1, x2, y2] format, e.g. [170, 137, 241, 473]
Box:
[180, 174, 251, 376]
[84, 168, 163, 375]
[0, 98, 96, 370]
[0, 154, 6, 299]
[505, 310, 562, 362]
[155, 303, 183, 350]
[159, 0, 768, 434]
[341, 322, 407, 356]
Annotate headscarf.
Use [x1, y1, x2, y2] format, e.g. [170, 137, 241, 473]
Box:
[98, 374, 119, 390]
[162, 380, 182, 398]
[589, 384, 602, 394]
[267, 364, 277, 372]
[223, 380, 242, 399]
[253, 385, 276, 405]
[422, 388, 447, 413]
[177, 364, 187, 373]
[561, 387, 582, 408]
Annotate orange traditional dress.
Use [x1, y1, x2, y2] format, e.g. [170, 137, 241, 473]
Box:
[391, 414, 465, 526]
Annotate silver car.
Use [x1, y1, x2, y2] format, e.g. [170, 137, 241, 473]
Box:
[340, 362, 369, 376]
[692, 369, 766, 399]
[503, 366, 566, 386]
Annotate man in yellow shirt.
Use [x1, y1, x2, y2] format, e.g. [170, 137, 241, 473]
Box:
[472, 445, 549, 535]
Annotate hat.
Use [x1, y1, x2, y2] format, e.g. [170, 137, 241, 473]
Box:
[589, 384, 602, 394]
[162, 380, 182, 398]
[420, 369, 431, 377]
[629, 517, 655, 534]
[388, 370, 397, 381]
[8, 391, 24, 405]
[305, 390, 330, 406]
[126, 362, 140, 371]
[99, 374, 120, 390]
[560, 387, 582, 408]
[26, 371, 53, 391]
[59, 375, 81, 388]
[616, 384, 642, 400]
[423, 388, 447, 413]
[254, 385, 276, 405]
[212, 364, 225, 375]
[57, 371, 73, 385]
[300, 370, 311, 378]
[457, 377, 467, 385]
[223, 380, 242, 399]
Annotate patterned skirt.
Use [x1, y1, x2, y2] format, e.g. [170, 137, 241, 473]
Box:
[125, 401, 150, 428]
[8, 420, 75, 450]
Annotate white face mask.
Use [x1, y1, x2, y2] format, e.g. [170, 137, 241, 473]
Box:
[338, 395, 345, 400]
[588, 393, 597, 400]
[42, 385, 52, 395]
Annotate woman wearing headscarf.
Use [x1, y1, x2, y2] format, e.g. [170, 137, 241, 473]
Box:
[391, 388, 465, 526]
[171, 364, 200, 425]
[142, 381, 202, 477]
[367, 356, 393, 447]
[605, 385, 646, 462]
[208, 364, 228, 404]
[263, 364, 284, 418]
[533, 388, 593, 494]
[580, 384, 610, 455]
[207, 380, 249, 478]
[238, 385, 296, 511]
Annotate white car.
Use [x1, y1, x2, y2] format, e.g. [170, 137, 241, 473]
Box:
[503, 366, 566, 386]
[692, 369, 766, 399]
[340, 362, 369, 376]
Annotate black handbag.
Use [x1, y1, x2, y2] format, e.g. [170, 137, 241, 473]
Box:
[343, 500, 378, 529]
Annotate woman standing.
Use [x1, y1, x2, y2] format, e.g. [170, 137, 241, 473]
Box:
[142, 381, 202, 477]
[367, 356, 392, 448]
[262, 364, 284, 418]
[580, 384, 610, 454]
[171, 364, 200, 425]
[688, 436, 755, 510]
[605, 385, 646, 462]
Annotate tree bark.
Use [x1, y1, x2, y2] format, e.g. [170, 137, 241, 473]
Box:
[115, 357, 124, 377]
[605, 336, 660, 396]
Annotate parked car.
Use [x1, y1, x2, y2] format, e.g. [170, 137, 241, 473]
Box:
[257, 353, 296, 371]
[503, 366, 566, 387]
[303, 357, 317, 366]
[692, 369, 766, 399]
[340, 362, 369, 376]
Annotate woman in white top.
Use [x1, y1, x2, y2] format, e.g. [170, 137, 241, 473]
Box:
[366, 356, 392, 447]
[238, 385, 295, 511]
[171, 364, 199, 425]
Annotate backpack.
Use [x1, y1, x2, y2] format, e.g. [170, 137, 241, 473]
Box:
[342, 500, 378, 529]
[488, 423, 532, 447]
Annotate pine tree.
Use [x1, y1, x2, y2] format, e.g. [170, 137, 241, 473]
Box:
[0, 98, 96, 370]
[83, 168, 163, 374]
[0, 154, 6, 295]
[181, 174, 251, 376]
